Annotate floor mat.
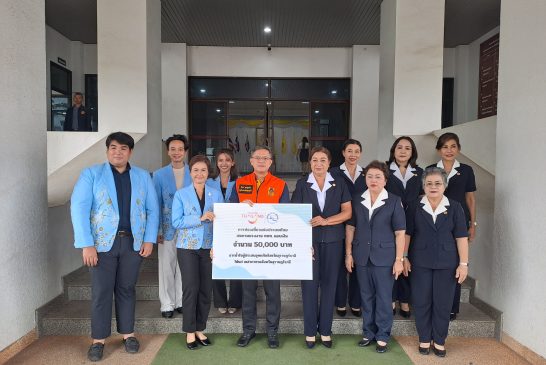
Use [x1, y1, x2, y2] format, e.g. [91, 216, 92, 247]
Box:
[152, 334, 414, 365]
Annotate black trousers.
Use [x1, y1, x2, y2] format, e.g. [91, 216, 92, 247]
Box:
[451, 283, 461, 313]
[335, 242, 361, 309]
[355, 261, 394, 343]
[410, 266, 457, 345]
[213, 280, 243, 308]
[302, 241, 342, 336]
[90, 236, 142, 339]
[242, 280, 280, 335]
[392, 274, 411, 303]
[177, 248, 212, 333]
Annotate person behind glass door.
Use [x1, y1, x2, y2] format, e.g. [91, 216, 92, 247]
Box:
[330, 139, 365, 318]
[70, 132, 159, 361]
[291, 146, 352, 349]
[385, 136, 424, 319]
[172, 155, 224, 350]
[429, 132, 476, 320]
[206, 148, 242, 315]
[229, 145, 290, 349]
[345, 161, 406, 353]
[403, 167, 469, 357]
[297, 136, 310, 175]
[63, 92, 91, 131]
[153, 135, 192, 319]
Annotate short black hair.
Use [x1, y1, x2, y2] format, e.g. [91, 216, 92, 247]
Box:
[387, 136, 419, 168]
[74, 92, 83, 97]
[364, 160, 390, 180]
[165, 134, 189, 150]
[106, 132, 134, 150]
[436, 132, 461, 150]
[342, 139, 362, 152]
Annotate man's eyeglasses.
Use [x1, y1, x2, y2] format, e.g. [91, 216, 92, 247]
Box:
[251, 156, 271, 161]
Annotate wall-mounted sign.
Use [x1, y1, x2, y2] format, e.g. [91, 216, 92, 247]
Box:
[478, 33, 499, 119]
[57, 57, 66, 66]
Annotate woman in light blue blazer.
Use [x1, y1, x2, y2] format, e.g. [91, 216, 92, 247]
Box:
[206, 148, 242, 314]
[172, 155, 223, 350]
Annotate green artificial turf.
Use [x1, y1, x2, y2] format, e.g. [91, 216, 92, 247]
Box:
[152, 333, 413, 365]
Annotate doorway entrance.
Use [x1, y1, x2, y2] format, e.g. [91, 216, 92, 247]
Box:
[189, 78, 350, 175]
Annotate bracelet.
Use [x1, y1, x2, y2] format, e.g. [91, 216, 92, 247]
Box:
[345, 253, 352, 257]
[459, 262, 469, 267]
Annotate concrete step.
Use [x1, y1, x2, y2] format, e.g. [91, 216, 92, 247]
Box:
[64, 267, 471, 303]
[38, 297, 495, 337]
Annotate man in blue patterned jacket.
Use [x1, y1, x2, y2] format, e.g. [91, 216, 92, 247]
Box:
[71, 132, 159, 362]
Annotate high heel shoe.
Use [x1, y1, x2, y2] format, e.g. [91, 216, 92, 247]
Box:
[418, 344, 430, 355]
[186, 341, 198, 350]
[432, 344, 446, 357]
[336, 307, 347, 317]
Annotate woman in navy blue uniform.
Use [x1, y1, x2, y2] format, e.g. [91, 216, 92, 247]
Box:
[345, 161, 406, 353]
[429, 132, 476, 320]
[206, 148, 242, 315]
[330, 139, 365, 317]
[291, 146, 352, 349]
[403, 167, 469, 357]
[385, 136, 423, 318]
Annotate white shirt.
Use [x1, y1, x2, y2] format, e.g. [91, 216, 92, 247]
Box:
[307, 172, 335, 212]
[340, 162, 363, 184]
[361, 188, 389, 220]
[390, 162, 416, 189]
[437, 159, 460, 182]
[421, 195, 450, 223]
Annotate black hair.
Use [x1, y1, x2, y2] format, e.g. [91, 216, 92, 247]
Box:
[364, 160, 390, 180]
[165, 134, 189, 150]
[386, 136, 419, 168]
[211, 148, 238, 181]
[106, 132, 134, 150]
[189, 154, 211, 175]
[436, 132, 461, 150]
[309, 146, 332, 162]
[74, 92, 83, 97]
[302, 136, 309, 144]
[342, 138, 362, 152]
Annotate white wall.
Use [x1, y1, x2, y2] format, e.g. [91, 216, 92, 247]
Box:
[188, 46, 352, 77]
[0, 0, 50, 351]
[492, 0, 546, 358]
[161, 43, 187, 138]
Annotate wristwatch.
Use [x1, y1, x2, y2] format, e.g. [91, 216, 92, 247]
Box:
[396, 257, 404, 262]
[472, 221, 478, 227]
[459, 262, 469, 267]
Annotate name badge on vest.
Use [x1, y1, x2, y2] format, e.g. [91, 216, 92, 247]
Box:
[267, 187, 275, 197]
[239, 184, 253, 194]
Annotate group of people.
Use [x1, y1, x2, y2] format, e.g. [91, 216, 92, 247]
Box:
[71, 130, 476, 361]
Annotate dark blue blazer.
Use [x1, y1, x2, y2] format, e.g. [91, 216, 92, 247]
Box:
[405, 198, 468, 270]
[385, 165, 424, 209]
[64, 105, 91, 131]
[348, 192, 406, 267]
[427, 162, 476, 223]
[291, 175, 352, 244]
[329, 165, 366, 196]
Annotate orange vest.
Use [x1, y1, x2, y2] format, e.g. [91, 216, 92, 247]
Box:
[235, 172, 287, 203]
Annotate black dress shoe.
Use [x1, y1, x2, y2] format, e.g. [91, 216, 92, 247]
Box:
[305, 340, 316, 349]
[433, 345, 446, 357]
[161, 311, 174, 318]
[450, 312, 457, 321]
[237, 333, 255, 347]
[197, 337, 211, 346]
[376, 343, 388, 353]
[186, 341, 199, 350]
[351, 308, 362, 317]
[393, 308, 396, 316]
[175, 307, 183, 314]
[418, 345, 430, 355]
[123, 337, 140, 354]
[399, 309, 411, 318]
[336, 308, 347, 317]
[268, 333, 279, 348]
[87, 343, 104, 362]
[358, 338, 372, 347]
[321, 340, 333, 348]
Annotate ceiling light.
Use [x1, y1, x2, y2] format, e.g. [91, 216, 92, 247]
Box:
[264, 26, 272, 33]
[200, 89, 206, 93]
[229, 101, 235, 104]
[331, 90, 337, 95]
[314, 110, 320, 114]
[266, 101, 272, 105]
[265, 83, 269, 87]
[216, 109, 221, 113]
[301, 101, 309, 104]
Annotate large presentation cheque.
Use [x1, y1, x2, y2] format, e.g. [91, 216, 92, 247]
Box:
[212, 203, 312, 280]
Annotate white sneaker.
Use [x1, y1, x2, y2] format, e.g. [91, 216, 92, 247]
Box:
[218, 307, 227, 314]
[228, 307, 237, 314]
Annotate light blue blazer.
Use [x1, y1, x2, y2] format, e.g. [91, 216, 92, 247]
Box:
[172, 184, 223, 249]
[153, 164, 192, 240]
[71, 162, 160, 252]
[206, 176, 236, 202]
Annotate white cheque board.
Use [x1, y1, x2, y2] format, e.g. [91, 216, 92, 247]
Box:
[212, 203, 312, 280]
